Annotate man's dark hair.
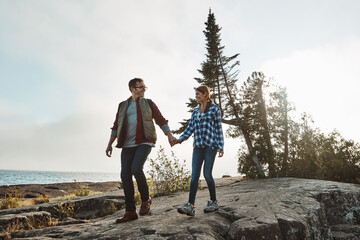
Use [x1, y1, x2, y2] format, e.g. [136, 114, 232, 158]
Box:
[128, 78, 144, 91]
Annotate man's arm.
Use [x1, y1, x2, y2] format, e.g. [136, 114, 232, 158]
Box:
[151, 101, 176, 146]
[107, 104, 120, 157]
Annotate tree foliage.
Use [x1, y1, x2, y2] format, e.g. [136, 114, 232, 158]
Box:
[175, 9, 266, 178]
[176, 9, 360, 183]
[237, 80, 360, 183]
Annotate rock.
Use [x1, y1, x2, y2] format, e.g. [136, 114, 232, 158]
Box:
[331, 224, 360, 240]
[69, 192, 125, 219]
[44, 186, 60, 190]
[0, 211, 52, 233]
[0, 190, 125, 221]
[57, 217, 90, 226]
[23, 194, 38, 198]
[0, 181, 121, 199]
[2, 178, 360, 239]
[227, 217, 282, 240]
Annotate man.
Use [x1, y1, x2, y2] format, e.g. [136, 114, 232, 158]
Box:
[106, 78, 176, 223]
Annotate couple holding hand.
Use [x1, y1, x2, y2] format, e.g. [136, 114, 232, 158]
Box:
[106, 78, 224, 223]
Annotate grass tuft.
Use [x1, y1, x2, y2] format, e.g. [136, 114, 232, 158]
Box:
[0, 191, 23, 209]
[32, 194, 50, 205]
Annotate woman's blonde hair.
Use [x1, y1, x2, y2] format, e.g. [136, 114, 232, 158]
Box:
[196, 85, 213, 113]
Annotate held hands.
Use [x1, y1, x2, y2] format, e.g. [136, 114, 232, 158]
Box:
[166, 132, 181, 147]
[172, 138, 181, 146]
[167, 133, 177, 147]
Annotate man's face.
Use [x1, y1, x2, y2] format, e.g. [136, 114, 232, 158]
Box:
[131, 81, 147, 99]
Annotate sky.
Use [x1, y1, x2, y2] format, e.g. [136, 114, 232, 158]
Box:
[1, 0, 360, 179]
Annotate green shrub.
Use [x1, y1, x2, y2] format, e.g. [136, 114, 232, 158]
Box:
[134, 178, 155, 205]
[147, 146, 191, 196]
[73, 185, 92, 197]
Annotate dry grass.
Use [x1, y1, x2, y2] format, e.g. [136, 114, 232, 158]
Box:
[32, 194, 50, 205]
[0, 191, 23, 210]
[1, 213, 58, 238]
[50, 184, 102, 203]
[50, 191, 102, 203]
[54, 200, 76, 220]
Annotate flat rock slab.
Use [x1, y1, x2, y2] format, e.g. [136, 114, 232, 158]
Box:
[0, 181, 121, 199]
[0, 191, 125, 220]
[0, 211, 52, 233]
[6, 178, 360, 239]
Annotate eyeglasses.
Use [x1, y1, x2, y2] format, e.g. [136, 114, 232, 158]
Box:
[134, 85, 147, 90]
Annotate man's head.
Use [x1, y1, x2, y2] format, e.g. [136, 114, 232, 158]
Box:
[129, 78, 147, 99]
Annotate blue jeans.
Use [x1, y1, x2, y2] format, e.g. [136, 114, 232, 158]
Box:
[188, 147, 217, 205]
[121, 145, 152, 211]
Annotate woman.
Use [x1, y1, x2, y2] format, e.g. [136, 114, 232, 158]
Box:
[175, 85, 224, 216]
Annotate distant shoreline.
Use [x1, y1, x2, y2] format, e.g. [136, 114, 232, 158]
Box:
[0, 169, 120, 186]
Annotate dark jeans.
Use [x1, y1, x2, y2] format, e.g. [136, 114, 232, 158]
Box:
[121, 144, 152, 211]
[188, 147, 217, 205]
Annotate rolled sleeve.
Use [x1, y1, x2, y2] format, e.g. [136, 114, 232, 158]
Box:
[161, 124, 171, 135]
[111, 129, 117, 137]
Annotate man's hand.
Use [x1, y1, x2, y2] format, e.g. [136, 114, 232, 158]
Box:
[218, 151, 224, 158]
[166, 132, 177, 147]
[173, 138, 181, 146]
[106, 145, 113, 157]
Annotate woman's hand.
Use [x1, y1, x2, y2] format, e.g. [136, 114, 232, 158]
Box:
[218, 151, 224, 158]
[172, 138, 182, 146]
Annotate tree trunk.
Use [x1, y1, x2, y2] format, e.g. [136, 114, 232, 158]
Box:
[282, 92, 289, 176]
[216, 75, 223, 117]
[257, 78, 275, 177]
[217, 51, 265, 178]
[241, 128, 266, 178]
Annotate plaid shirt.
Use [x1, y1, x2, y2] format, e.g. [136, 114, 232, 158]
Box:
[179, 103, 224, 152]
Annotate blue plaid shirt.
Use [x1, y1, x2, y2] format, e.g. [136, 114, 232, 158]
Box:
[179, 103, 224, 152]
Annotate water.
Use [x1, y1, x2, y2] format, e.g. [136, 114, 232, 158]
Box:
[0, 169, 120, 186]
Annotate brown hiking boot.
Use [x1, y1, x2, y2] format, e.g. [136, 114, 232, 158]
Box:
[139, 197, 152, 216]
[116, 211, 138, 223]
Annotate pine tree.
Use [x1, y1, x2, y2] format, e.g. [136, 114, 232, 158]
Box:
[268, 85, 292, 176]
[174, 9, 225, 134]
[234, 72, 275, 177]
[175, 9, 265, 178]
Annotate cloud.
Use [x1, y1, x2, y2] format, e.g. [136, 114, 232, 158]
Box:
[2, 1, 359, 178]
[260, 36, 360, 142]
